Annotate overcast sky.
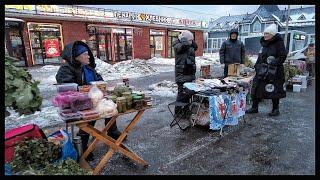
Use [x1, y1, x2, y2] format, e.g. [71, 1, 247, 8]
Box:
[81, 5, 315, 21]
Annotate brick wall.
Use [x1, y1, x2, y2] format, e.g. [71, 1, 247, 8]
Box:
[61, 21, 88, 45]
[194, 30, 204, 56]
[132, 26, 150, 60]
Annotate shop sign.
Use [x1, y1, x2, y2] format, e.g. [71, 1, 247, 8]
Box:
[5, 5, 35, 13]
[44, 39, 60, 58]
[36, 5, 114, 18]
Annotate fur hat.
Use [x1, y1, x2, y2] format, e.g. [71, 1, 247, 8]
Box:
[178, 30, 194, 41]
[264, 24, 277, 36]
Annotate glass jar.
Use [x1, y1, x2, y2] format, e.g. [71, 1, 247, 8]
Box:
[114, 82, 130, 97]
[133, 95, 143, 110]
[116, 97, 126, 113]
[122, 92, 132, 109]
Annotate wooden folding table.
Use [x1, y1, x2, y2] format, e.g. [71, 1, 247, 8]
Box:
[65, 107, 151, 175]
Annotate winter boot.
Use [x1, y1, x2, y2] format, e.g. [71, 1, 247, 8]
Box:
[105, 118, 127, 141]
[77, 133, 94, 161]
[268, 109, 280, 116]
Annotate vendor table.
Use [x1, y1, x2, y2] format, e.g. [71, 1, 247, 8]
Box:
[64, 107, 151, 175]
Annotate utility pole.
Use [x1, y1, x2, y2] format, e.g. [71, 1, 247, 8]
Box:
[284, 5, 290, 50]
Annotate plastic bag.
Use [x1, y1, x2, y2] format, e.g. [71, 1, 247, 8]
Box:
[88, 85, 104, 108]
[47, 130, 78, 161]
[96, 99, 118, 117]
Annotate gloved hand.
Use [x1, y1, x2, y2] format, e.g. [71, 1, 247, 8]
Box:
[267, 56, 277, 65]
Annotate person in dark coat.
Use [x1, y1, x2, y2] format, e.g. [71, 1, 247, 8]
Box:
[246, 24, 288, 116]
[219, 28, 245, 77]
[173, 30, 198, 116]
[56, 41, 122, 160]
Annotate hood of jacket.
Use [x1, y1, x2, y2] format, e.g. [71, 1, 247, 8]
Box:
[61, 41, 96, 68]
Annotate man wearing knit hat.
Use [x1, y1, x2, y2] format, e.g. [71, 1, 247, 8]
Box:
[219, 28, 245, 77]
[56, 41, 123, 161]
[246, 23, 287, 116]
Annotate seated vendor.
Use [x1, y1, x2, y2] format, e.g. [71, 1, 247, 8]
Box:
[56, 40, 124, 161]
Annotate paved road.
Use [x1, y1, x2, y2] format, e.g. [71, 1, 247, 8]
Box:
[84, 74, 315, 175]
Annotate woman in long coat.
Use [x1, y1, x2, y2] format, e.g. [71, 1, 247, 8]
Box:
[246, 24, 288, 116]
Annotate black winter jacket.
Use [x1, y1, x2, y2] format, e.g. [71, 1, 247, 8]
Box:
[55, 41, 103, 86]
[251, 33, 288, 99]
[219, 29, 245, 64]
[173, 37, 198, 84]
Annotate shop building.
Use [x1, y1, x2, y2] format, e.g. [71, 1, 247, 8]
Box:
[5, 5, 207, 67]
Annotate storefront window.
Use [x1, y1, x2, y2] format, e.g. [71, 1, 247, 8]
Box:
[87, 26, 132, 62]
[150, 29, 165, 58]
[28, 23, 63, 65]
[5, 20, 27, 67]
[168, 31, 180, 58]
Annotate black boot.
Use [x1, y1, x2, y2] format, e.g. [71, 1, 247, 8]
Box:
[246, 107, 258, 114]
[269, 109, 280, 116]
[105, 118, 126, 140]
[78, 134, 94, 161]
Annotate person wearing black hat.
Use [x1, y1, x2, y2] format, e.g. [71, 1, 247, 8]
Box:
[56, 41, 123, 161]
[219, 28, 245, 77]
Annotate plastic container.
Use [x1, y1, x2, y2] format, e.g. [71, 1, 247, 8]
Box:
[78, 85, 91, 93]
[69, 95, 93, 112]
[299, 75, 307, 89]
[293, 84, 301, 92]
[90, 81, 107, 92]
[56, 83, 78, 93]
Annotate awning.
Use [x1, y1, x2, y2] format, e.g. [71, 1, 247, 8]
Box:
[5, 17, 25, 22]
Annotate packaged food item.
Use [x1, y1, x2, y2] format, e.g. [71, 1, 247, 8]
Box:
[96, 99, 118, 117]
[59, 111, 82, 122]
[90, 81, 107, 92]
[114, 83, 131, 97]
[69, 94, 93, 112]
[88, 85, 104, 108]
[52, 91, 84, 108]
[78, 85, 91, 93]
[143, 96, 152, 107]
[78, 109, 99, 117]
[56, 83, 78, 93]
[132, 95, 143, 110]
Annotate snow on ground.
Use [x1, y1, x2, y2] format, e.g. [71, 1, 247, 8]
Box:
[146, 80, 178, 97]
[147, 57, 175, 65]
[5, 106, 63, 131]
[95, 58, 160, 80]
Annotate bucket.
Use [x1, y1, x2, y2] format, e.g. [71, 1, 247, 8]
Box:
[293, 84, 301, 92]
[299, 75, 307, 88]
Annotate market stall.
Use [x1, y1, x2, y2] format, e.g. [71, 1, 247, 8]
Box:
[177, 64, 255, 135]
[52, 80, 153, 174]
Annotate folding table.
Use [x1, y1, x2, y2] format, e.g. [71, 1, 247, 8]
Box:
[64, 107, 151, 175]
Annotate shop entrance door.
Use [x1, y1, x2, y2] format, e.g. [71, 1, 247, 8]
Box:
[168, 31, 180, 58]
[114, 34, 132, 62]
[5, 24, 27, 67]
[98, 33, 112, 62]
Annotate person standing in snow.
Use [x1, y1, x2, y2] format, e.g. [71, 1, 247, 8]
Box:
[173, 30, 198, 116]
[55, 40, 123, 161]
[246, 24, 287, 116]
[219, 28, 245, 77]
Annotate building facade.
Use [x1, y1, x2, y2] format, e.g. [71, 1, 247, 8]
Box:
[5, 5, 207, 67]
[206, 5, 315, 53]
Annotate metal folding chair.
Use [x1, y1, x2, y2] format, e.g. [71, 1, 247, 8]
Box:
[167, 101, 192, 131]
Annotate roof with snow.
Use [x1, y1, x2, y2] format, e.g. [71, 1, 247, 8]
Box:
[208, 5, 315, 32]
[208, 14, 247, 31]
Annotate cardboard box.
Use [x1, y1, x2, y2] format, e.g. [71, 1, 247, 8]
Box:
[228, 63, 241, 76]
